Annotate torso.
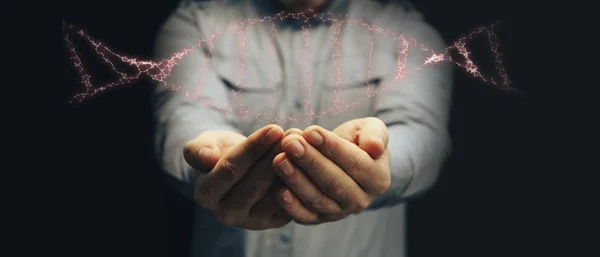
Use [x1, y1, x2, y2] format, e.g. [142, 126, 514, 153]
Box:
[189, 1, 416, 256]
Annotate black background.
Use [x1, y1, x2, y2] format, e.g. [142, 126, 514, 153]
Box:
[62, 1, 561, 257]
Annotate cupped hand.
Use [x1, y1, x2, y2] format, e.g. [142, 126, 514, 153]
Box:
[272, 117, 392, 224]
[183, 125, 296, 230]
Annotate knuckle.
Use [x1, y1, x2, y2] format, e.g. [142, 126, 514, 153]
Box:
[219, 209, 241, 227]
[255, 218, 271, 229]
[309, 195, 327, 211]
[245, 181, 269, 198]
[220, 197, 244, 215]
[222, 159, 242, 180]
[325, 178, 348, 196]
[344, 202, 357, 212]
[284, 200, 300, 215]
[285, 171, 301, 185]
[355, 198, 371, 211]
[305, 157, 322, 173]
[366, 164, 392, 195]
[295, 216, 316, 225]
[220, 215, 237, 227]
[321, 213, 347, 222]
[325, 140, 342, 159]
[373, 177, 391, 195]
[347, 153, 365, 174]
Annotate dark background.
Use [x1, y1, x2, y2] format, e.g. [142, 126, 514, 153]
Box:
[63, 1, 558, 257]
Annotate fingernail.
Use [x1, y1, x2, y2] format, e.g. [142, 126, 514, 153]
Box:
[280, 190, 292, 203]
[198, 147, 213, 167]
[263, 127, 280, 144]
[306, 131, 323, 146]
[276, 159, 294, 176]
[284, 139, 304, 158]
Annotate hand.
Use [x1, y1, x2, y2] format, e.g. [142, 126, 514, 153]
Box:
[183, 125, 294, 230]
[272, 117, 392, 224]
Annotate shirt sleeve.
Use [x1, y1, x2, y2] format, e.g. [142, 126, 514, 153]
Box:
[368, 11, 453, 209]
[152, 2, 241, 201]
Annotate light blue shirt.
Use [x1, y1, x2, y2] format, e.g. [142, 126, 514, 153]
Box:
[153, 0, 452, 256]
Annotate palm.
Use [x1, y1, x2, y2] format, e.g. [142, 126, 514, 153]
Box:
[213, 131, 247, 156]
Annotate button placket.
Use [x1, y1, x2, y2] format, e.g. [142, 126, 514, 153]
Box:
[276, 223, 294, 257]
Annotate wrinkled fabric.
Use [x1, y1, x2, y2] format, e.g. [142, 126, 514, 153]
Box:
[153, 0, 452, 256]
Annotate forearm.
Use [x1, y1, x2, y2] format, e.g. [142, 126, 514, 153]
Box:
[152, 2, 240, 201]
[367, 123, 450, 209]
[366, 10, 452, 209]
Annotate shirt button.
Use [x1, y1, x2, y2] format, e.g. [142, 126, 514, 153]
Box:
[295, 99, 302, 109]
[280, 234, 291, 244]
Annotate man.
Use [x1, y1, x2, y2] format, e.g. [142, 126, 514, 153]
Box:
[153, 0, 452, 256]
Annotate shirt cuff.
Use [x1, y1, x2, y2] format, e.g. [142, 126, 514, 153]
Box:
[367, 123, 449, 209]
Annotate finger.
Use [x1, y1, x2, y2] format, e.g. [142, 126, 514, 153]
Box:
[184, 140, 222, 172]
[329, 117, 388, 159]
[355, 117, 388, 159]
[250, 179, 290, 220]
[273, 152, 342, 213]
[248, 184, 281, 216]
[276, 188, 320, 225]
[196, 125, 283, 209]
[183, 131, 247, 171]
[184, 146, 221, 172]
[284, 128, 303, 136]
[302, 126, 390, 196]
[281, 134, 369, 210]
[219, 137, 284, 223]
[240, 187, 292, 230]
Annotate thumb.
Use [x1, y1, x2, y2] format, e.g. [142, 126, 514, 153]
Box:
[183, 131, 245, 172]
[183, 140, 222, 172]
[356, 117, 389, 159]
